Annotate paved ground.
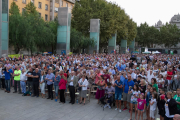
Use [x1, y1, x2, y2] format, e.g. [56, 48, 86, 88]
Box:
[0, 88, 160, 120]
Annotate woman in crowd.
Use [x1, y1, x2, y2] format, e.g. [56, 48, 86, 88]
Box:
[40, 71, 46, 98]
[58, 72, 67, 103]
[173, 88, 180, 114]
[96, 75, 105, 104]
[157, 88, 166, 120]
[151, 78, 158, 92]
[145, 84, 152, 120]
[139, 79, 146, 94]
[157, 74, 165, 89]
[78, 74, 89, 105]
[53, 71, 61, 102]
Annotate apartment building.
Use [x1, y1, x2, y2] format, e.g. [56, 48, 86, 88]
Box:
[9, 0, 75, 21]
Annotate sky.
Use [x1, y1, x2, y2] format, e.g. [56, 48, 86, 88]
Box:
[106, 0, 180, 26]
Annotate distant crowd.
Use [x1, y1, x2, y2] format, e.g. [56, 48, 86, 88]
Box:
[0, 53, 180, 120]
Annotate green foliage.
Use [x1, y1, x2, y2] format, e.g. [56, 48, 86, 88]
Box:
[9, 2, 58, 54]
[71, 0, 137, 48]
[136, 22, 180, 48]
[70, 28, 95, 53]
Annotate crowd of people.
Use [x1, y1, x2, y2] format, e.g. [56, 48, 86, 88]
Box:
[0, 53, 180, 120]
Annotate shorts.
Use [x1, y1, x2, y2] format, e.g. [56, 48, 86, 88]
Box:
[138, 109, 143, 111]
[130, 101, 137, 104]
[150, 110, 155, 118]
[115, 92, 122, 100]
[123, 92, 131, 102]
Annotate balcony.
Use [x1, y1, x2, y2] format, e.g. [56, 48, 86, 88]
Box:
[65, 0, 75, 4]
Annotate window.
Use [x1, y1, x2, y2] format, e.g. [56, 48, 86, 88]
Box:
[31, 0, 34, 4]
[38, 2, 42, 9]
[66, 3, 68, 7]
[71, 5, 73, 9]
[45, 4, 48, 10]
[22, 8, 25, 14]
[22, 0, 26, 4]
[61, 1, 63, 7]
[45, 14, 48, 21]
[39, 13, 41, 17]
[55, 7, 58, 13]
[55, 0, 59, 3]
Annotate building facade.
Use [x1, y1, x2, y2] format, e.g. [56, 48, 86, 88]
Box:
[153, 14, 180, 54]
[9, 0, 75, 21]
[0, 0, 9, 57]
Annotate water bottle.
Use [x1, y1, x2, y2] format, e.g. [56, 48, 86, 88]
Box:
[76, 99, 78, 103]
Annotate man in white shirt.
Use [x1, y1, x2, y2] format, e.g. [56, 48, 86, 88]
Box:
[20, 69, 27, 95]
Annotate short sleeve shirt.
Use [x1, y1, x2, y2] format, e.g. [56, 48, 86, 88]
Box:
[115, 80, 123, 93]
[14, 70, 21, 81]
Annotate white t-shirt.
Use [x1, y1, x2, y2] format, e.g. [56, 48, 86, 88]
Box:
[150, 98, 157, 111]
[160, 71, 167, 77]
[157, 78, 165, 87]
[131, 90, 140, 102]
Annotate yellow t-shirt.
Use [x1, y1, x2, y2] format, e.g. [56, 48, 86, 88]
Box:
[14, 70, 21, 81]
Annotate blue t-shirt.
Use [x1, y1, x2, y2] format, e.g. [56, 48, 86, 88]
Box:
[124, 79, 134, 93]
[115, 80, 123, 93]
[120, 75, 125, 85]
[4, 69, 13, 80]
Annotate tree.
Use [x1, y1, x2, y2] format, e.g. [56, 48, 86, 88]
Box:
[70, 28, 95, 53]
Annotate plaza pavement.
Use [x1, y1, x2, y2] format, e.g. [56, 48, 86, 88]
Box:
[0, 88, 160, 120]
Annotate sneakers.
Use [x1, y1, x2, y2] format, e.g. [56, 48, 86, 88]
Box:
[119, 109, 122, 113]
[55, 99, 57, 102]
[115, 108, 118, 110]
[104, 104, 107, 108]
[108, 105, 111, 109]
[123, 107, 127, 111]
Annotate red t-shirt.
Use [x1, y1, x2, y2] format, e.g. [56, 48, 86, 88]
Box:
[103, 74, 110, 83]
[166, 71, 173, 80]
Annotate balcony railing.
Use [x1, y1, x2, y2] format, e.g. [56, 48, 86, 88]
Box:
[65, 0, 75, 4]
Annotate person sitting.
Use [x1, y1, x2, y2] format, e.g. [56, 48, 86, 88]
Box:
[99, 82, 115, 109]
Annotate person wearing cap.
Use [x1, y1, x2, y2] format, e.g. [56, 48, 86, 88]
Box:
[100, 82, 115, 109]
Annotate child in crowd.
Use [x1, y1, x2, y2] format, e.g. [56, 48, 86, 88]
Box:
[129, 84, 140, 120]
[150, 92, 157, 120]
[157, 88, 166, 120]
[145, 84, 152, 120]
[137, 93, 146, 120]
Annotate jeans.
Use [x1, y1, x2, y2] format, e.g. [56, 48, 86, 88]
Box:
[20, 81, 26, 93]
[47, 84, 53, 99]
[27, 81, 33, 94]
[54, 85, 59, 97]
[5, 80, 10, 92]
[14, 80, 21, 93]
[33, 82, 39, 96]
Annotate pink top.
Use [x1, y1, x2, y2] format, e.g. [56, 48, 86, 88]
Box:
[137, 98, 146, 110]
[95, 73, 102, 84]
[58, 79, 67, 90]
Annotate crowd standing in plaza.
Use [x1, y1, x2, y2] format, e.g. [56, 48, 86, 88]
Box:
[1, 53, 180, 120]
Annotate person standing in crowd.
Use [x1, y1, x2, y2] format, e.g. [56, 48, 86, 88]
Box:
[31, 68, 40, 97]
[164, 91, 177, 120]
[46, 69, 54, 100]
[151, 78, 158, 92]
[129, 84, 140, 120]
[40, 71, 46, 98]
[4, 66, 13, 93]
[150, 92, 157, 120]
[20, 69, 27, 95]
[0, 64, 3, 89]
[145, 84, 152, 120]
[173, 88, 180, 114]
[139, 79, 146, 94]
[13, 66, 21, 94]
[68, 71, 78, 104]
[96, 75, 106, 104]
[26, 68, 34, 96]
[157, 88, 166, 120]
[114, 75, 123, 113]
[59, 71, 67, 103]
[123, 74, 134, 112]
[137, 93, 146, 120]
[78, 74, 89, 105]
[53, 71, 61, 102]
